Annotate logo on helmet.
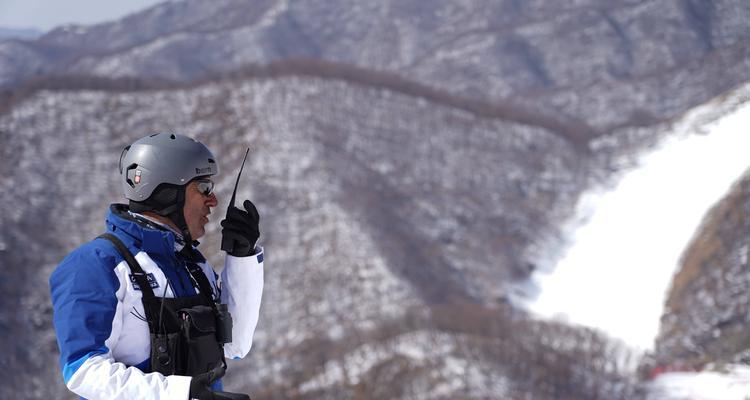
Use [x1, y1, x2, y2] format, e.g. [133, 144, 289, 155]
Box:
[134, 170, 142, 184]
[195, 166, 212, 175]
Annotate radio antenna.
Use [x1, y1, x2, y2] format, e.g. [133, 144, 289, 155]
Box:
[222, 147, 250, 255]
[229, 148, 250, 208]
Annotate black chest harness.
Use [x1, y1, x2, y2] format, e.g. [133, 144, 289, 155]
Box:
[98, 233, 232, 377]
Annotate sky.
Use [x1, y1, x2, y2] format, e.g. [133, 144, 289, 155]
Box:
[528, 96, 750, 352]
[0, 0, 167, 31]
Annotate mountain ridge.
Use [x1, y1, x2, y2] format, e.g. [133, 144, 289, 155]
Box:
[0, 58, 598, 149]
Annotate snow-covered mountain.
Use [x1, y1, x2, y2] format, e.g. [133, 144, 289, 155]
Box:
[3, 1, 750, 399]
[3, 0, 750, 132]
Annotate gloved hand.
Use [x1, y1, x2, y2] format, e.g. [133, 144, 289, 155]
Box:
[212, 392, 251, 400]
[189, 371, 251, 400]
[220, 199, 260, 257]
[189, 364, 226, 400]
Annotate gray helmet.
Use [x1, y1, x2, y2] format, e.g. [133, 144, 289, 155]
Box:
[119, 133, 219, 201]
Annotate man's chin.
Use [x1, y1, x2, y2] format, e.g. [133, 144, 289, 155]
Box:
[189, 228, 205, 241]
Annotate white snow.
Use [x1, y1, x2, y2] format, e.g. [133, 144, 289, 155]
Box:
[647, 365, 750, 400]
[528, 94, 750, 351]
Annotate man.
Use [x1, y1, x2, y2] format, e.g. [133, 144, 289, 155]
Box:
[50, 133, 263, 399]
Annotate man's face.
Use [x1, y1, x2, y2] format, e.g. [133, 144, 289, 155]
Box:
[183, 178, 218, 239]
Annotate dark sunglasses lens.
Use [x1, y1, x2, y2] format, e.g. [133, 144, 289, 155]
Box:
[197, 180, 214, 196]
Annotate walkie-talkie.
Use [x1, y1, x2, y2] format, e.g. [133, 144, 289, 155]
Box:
[220, 148, 250, 254]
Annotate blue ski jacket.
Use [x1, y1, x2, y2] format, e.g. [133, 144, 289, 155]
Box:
[49, 204, 264, 399]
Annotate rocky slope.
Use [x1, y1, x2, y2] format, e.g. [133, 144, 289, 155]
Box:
[654, 166, 750, 370]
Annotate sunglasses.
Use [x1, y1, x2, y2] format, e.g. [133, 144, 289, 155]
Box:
[195, 178, 215, 197]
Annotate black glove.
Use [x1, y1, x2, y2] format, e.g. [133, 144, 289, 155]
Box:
[212, 392, 251, 400]
[191, 387, 250, 400]
[220, 199, 260, 257]
[189, 364, 226, 400]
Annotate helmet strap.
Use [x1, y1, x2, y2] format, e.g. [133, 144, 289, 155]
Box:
[163, 187, 194, 246]
[129, 183, 194, 246]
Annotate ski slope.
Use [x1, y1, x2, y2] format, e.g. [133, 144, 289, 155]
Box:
[528, 94, 750, 352]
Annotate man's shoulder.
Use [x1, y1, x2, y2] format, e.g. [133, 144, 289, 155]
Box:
[52, 235, 130, 279]
[49, 236, 127, 307]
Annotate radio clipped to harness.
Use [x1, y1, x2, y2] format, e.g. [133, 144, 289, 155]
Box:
[215, 303, 233, 344]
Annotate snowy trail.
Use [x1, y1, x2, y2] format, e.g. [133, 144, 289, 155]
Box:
[527, 100, 750, 351]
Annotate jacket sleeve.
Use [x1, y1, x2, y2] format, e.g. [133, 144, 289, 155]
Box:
[49, 244, 191, 400]
[221, 246, 264, 359]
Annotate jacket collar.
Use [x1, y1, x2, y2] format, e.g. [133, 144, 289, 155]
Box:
[106, 204, 207, 264]
[106, 203, 179, 259]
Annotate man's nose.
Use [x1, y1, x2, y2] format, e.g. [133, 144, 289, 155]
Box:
[206, 193, 218, 207]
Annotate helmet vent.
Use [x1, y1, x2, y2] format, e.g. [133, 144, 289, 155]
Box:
[124, 163, 138, 188]
[149, 133, 159, 137]
[170, 134, 176, 139]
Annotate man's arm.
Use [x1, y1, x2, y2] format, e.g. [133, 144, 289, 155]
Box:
[220, 247, 264, 359]
[218, 197, 264, 359]
[64, 353, 191, 399]
[50, 244, 191, 399]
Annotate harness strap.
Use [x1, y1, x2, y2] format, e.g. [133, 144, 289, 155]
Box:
[185, 261, 219, 304]
[178, 246, 220, 306]
[97, 233, 158, 332]
[98, 233, 219, 316]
